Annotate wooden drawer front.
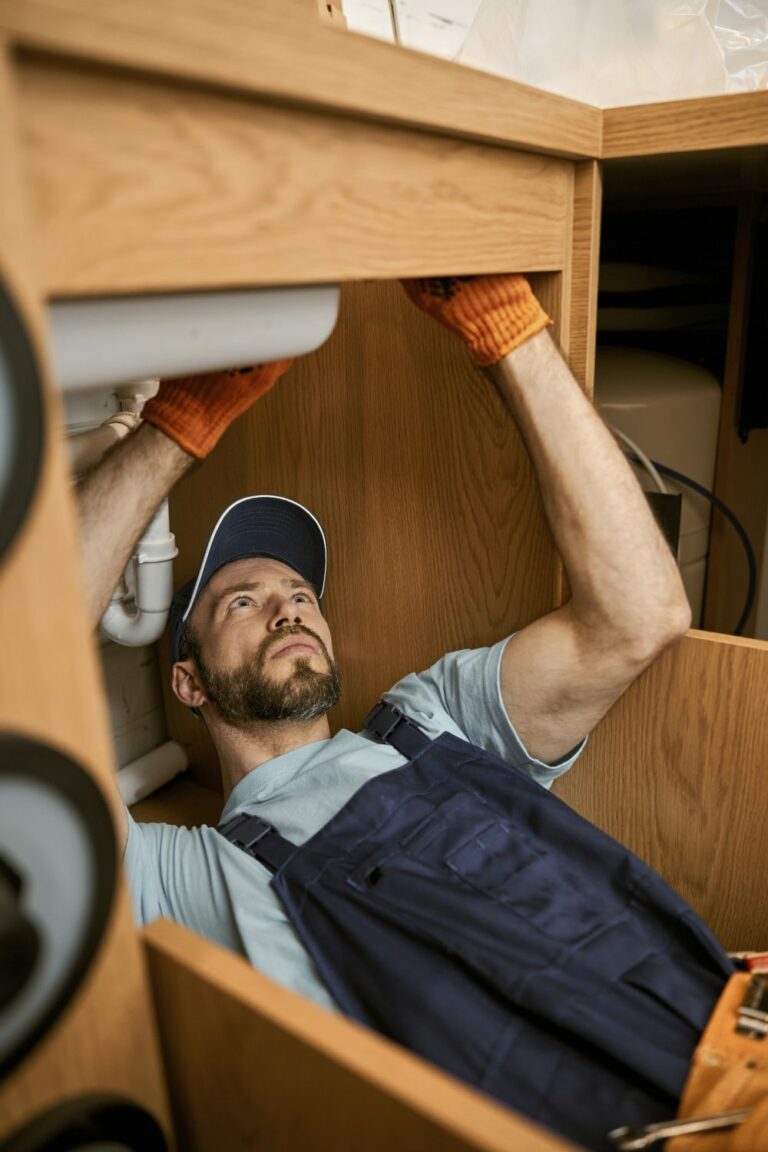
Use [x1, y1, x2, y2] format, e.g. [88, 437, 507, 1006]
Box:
[18, 57, 573, 296]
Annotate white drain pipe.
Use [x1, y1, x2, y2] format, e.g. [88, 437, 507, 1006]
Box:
[67, 411, 140, 478]
[100, 500, 178, 646]
[117, 740, 188, 807]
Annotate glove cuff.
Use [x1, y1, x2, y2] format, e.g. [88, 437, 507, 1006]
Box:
[143, 378, 247, 459]
[142, 361, 292, 459]
[403, 275, 552, 365]
[458, 276, 552, 365]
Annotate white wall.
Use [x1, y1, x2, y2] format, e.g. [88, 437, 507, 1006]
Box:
[341, 0, 482, 58]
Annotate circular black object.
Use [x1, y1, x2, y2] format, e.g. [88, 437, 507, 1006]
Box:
[0, 1095, 167, 1152]
[0, 734, 117, 1079]
[0, 282, 45, 565]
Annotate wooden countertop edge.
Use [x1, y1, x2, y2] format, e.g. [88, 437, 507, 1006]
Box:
[602, 90, 768, 158]
[0, 0, 601, 159]
[685, 627, 768, 653]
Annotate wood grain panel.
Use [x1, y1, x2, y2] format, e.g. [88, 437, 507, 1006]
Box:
[603, 91, 768, 159]
[704, 191, 768, 638]
[166, 280, 562, 791]
[17, 58, 572, 295]
[0, 0, 601, 158]
[0, 45, 171, 1144]
[144, 918, 575, 1152]
[566, 160, 602, 395]
[553, 630, 768, 950]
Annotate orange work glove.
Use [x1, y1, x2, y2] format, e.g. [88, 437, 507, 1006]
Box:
[401, 275, 551, 366]
[142, 359, 293, 459]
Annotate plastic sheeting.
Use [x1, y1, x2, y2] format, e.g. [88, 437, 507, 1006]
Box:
[456, 0, 768, 106]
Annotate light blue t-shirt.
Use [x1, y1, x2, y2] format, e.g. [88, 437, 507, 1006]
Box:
[124, 638, 584, 1011]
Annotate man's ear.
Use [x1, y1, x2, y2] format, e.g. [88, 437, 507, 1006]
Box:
[172, 660, 208, 710]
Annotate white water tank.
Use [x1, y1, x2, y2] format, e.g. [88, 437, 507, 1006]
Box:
[594, 347, 721, 627]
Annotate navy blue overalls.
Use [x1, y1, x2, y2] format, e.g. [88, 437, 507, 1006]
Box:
[218, 701, 734, 1151]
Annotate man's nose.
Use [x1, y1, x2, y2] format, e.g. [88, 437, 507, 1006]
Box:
[269, 598, 304, 631]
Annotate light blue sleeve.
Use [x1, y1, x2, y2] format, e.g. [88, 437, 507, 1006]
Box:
[383, 637, 585, 788]
[123, 812, 161, 924]
[122, 810, 245, 952]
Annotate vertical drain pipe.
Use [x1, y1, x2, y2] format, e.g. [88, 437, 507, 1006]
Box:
[99, 500, 178, 646]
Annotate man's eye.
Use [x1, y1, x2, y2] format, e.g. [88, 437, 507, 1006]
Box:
[293, 593, 313, 604]
[231, 595, 255, 609]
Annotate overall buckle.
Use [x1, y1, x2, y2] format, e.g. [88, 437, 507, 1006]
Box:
[365, 700, 406, 743]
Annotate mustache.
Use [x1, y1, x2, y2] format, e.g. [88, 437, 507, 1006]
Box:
[259, 624, 329, 661]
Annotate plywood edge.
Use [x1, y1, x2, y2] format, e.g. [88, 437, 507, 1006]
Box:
[602, 91, 768, 158]
[686, 626, 768, 653]
[143, 918, 575, 1152]
[567, 159, 602, 394]
[0, 0, 601, 159]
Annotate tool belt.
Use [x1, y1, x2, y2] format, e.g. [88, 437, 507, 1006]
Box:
[609, 960, 768, 1150]
[671, 962, 768, 1152]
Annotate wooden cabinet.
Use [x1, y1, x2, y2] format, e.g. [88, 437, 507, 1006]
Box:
[0, 42, 172, 1148]
[0, 3, 766, 1148]
[144, 919, 575, 1152]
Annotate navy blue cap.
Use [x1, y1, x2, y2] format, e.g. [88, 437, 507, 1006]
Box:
[170, 495, 327, 663]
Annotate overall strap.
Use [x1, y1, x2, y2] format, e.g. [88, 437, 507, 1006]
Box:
[217, 812, 297, 874]
[220, 700, 431, 867]
[365, 699, 432, 760]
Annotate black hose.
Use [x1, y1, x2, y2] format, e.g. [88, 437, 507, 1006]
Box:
[650, 461, 757, 637]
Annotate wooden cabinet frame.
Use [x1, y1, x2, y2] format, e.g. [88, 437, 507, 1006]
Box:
[1, 4, 766, 1149]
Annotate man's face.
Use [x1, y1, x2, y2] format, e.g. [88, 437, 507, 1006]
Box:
[182, 556, 340, 725]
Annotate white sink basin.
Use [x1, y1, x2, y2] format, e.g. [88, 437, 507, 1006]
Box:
[48, 284, 340, 393]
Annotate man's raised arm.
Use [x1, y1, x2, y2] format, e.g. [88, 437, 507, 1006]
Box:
[403, 276, 691, 765]
[77, 423, 193, 628]
[74, 359, 294, 853]
[76, 359, 293, 628]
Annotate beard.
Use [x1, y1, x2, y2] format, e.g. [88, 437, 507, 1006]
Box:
[196, 625, 342, 726]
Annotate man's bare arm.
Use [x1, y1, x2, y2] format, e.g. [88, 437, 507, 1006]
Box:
[74, 423, 193, 854]
[76, 358, 294, 629]
[488, 329, 690, 764]
[76, 422, 194, 628]
[403, 275, 690, 764]
[74, 359, 295, 854]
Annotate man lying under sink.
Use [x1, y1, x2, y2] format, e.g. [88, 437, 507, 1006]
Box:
[76, 275, 767, 1152]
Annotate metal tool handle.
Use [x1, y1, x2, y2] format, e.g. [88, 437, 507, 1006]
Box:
[608, 1107, 750, 1150]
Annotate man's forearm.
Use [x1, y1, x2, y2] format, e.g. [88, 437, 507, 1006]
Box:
[487, 329, 690, 651]
[76, 422, 195, 628]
